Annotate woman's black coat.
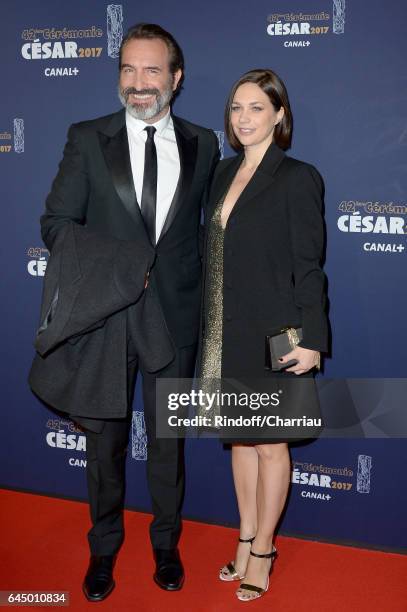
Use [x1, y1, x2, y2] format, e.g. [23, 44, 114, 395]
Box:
[201, 142, 328, 379]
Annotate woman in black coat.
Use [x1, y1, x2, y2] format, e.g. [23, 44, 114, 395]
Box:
[199, 69, 328, 602]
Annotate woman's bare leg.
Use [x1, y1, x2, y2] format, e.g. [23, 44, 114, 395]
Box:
[220, 444, 258, 578]
[237, 442, 290, 599]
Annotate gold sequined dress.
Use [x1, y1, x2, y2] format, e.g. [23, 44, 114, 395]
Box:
[198, 195, 226, 423]
[198, 188, 321, 443]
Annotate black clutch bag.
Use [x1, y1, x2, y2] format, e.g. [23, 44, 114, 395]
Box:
[265, 327, 303, 371]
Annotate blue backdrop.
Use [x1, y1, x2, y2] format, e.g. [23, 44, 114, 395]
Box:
[1, 0, 406, 553]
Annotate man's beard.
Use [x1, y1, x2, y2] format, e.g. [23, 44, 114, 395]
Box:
[118, 81, 174, 121]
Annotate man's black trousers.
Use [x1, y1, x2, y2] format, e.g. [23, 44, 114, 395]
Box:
[73, 343, 196, 555]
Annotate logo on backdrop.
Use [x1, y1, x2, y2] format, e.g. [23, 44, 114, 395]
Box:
[356, 454, 372, 493]
[266, 0, 346, 48]
[46, 412, 147, 466]
[214, 131, 225, 160]
[131, 411, 147, 461]
[19, 5, 123, 77]
[107, 4, 123, 58]
[336, 199, 406, 255]
[0, 119, 24, 154]
[291, 454, 372, 502]
[27, 247, 49, 277]
[333, 0, 346, 33]
[45, 418, 87, 468]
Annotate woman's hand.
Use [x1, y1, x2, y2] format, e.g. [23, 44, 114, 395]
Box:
[279, 346, 320, 375]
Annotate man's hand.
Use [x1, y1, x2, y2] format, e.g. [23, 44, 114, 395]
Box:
[279, 347, 320, 375]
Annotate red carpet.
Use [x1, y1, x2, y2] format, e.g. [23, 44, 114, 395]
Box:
[1, 489, 406, 611]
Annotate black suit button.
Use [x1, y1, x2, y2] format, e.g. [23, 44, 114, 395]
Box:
[226, 280, 233, 289]
[227, 249, 234, 256]
[225, 314, 232, 321]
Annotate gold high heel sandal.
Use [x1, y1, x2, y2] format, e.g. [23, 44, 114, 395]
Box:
[236, 546, 277, 602]
[219, 536, 255, 582]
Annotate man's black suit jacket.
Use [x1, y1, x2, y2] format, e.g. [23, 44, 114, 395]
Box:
[41, 109, 220, 348]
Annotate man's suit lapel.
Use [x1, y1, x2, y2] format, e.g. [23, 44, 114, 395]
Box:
[157, 115, 198, 244]
[97, 110, 146, 231]
[98, 111, 198, 245]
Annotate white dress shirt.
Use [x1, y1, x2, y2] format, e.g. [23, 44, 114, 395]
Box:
[126, 109, 180, 241]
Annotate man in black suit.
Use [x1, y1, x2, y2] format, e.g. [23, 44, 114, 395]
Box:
[40, 23, 219, 601]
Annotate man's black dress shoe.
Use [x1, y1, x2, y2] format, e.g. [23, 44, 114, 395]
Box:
[82, 555, 116, 602]
[153, 548, 184, 591]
